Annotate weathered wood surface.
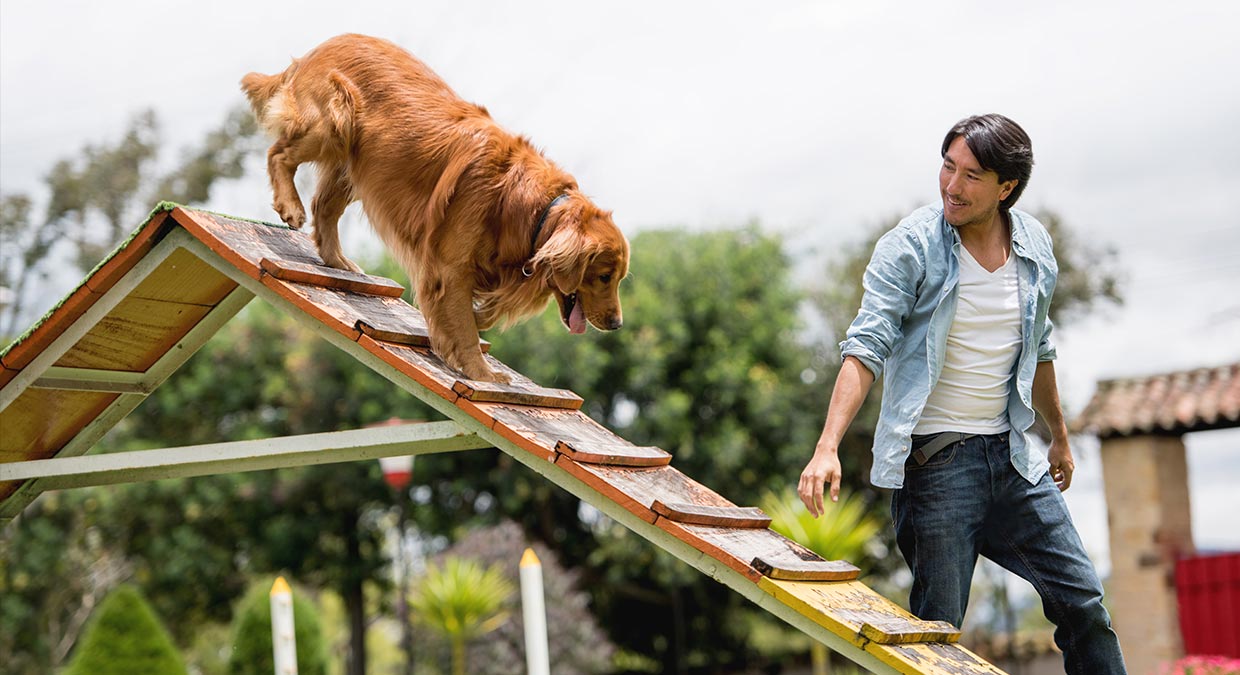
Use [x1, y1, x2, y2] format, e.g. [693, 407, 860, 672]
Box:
[554, 440, 672, 467]
[470, 404, 630, 460]
[659, 521, 835, 581]
[453, 379, 583, 410]
[0, 389, 119, 499]
[260, 258, 405, 297]
[752, 556, 860, 582]
[867, 642, 1006, 675]
[53, 297, 212, 372]
[759, 578, 962, 649]
[173, 209, 320, 277]
[652, 501, 771, 528]
[859, 620, 960, 645]
[553, 459, 737, 523]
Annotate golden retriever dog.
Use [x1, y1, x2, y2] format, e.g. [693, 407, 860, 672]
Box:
[240, 34, 628, 383]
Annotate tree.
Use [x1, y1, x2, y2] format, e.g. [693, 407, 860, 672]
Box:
[409, 557, 515, 675]
[227, 579, 328, 675]
[0, 105, 258, 338]
[62, 585, 186, 675]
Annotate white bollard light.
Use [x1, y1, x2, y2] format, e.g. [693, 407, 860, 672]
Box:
[270, 576, 299, 675]
[520, 548, 550, 675]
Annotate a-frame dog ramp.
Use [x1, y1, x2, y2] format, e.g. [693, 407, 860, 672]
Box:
[0, 204, 1005, 675]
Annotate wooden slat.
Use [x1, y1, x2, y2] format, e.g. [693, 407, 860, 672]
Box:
[479, 404, 629, 460]
[553, 458, 736, 523]
[452, 380, 583, 410]
[758, 578, 964, 651]
[866, 642, 1006, 675]
[356, 319, 431, 347]
[554, 440, 671, 467]
[172, 208, 320, 278]
[652, 501, 771, 528]
[859, 619, 960, 645]
[658, 522, 842, 582]
[752, 556, 860, 582]
[260, 258, 405, 298]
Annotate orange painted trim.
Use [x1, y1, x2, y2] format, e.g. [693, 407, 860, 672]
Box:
[85, 212, 173, 294]
[259, 275, 363, 342]
[553, 454, 660, 523]
[454, 396, 500, 430]
[653, 517, 764, 583]
[0, 366, 19, 389]
[170, 207, 264, 281]
[1, 284, 102, 370]
[355, 336, 460, 403]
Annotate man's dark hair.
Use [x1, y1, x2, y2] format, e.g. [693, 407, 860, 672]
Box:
[941, 114, 1034, 211]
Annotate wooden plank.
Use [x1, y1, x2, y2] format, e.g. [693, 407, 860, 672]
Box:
[859, 619, 960, 645]
[453, 379, 583, 410]
[658, 521, 844, 583]
[356, 319, 430, 347]
[357, 337, 462, 403]
[132, 247, 237, 305]
[866, 642, 1006, 675]
[260, 257, 405, 298]
[652, 501, 771, 528]
[171, 208, 317, 281]
[752, 556, 860, 582]
[478, 404, 627, 460]
[758, 578, 963, 651]
[0, 388, 120, 501]
[52, 297, 213, 372]
[1, 284, 102, 370]
[555, 440, 671, 467]
[553, 457, 736, 523]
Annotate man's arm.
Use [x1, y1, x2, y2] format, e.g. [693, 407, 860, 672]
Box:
[1032, 359, 1074, 491]
[798, 355, 875, 517]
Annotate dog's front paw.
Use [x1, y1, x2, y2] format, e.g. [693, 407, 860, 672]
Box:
[456, 359, 511, 384]
[321, 251, 364, 274]
[274, 201, 307, 230]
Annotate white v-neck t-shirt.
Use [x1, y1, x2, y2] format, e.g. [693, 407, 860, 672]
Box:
[913, 244, 1022, 435]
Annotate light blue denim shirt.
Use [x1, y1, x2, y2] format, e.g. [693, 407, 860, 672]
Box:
[840, 204, 1058, 489]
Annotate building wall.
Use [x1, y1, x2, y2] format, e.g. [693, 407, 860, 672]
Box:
[1101, 434, 1195, 675]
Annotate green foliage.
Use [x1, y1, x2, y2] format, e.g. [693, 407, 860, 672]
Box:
[62, 585, 186, 675]
[227, 579, 327, 675]
[761, 488, 884, 572]
[409, 557, 515, 675]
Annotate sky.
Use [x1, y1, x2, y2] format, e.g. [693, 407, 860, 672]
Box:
[2, 0, 1238, 583]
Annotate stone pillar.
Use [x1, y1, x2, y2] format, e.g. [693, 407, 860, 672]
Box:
[1100, 434, 1195, 675]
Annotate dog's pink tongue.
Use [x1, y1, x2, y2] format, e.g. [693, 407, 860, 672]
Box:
[569, 302, 587, 334]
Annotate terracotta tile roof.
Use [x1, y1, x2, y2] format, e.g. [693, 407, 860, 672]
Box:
[1073, 363, 1240, 438]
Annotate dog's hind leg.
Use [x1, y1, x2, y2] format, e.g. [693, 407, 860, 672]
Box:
[310, 163, 362, 273]
[418, 270, 509, 383]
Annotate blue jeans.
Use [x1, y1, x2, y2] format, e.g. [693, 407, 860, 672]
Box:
[892, 433, 1127, 675]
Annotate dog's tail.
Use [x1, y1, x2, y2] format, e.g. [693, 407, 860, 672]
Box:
[239, 70, 285, 119]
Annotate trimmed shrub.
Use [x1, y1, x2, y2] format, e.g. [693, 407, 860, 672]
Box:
[62, 584, 187, 675]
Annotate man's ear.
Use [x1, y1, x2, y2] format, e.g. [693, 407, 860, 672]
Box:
[1000, 179, 1018, 202]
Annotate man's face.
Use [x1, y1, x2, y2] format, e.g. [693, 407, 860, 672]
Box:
[939, 136, 1017, 229]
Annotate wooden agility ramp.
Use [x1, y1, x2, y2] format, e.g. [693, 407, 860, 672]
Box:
[0, 204, 1006, 674]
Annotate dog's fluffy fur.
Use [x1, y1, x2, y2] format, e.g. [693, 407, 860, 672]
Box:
[241, 34, 629, 382]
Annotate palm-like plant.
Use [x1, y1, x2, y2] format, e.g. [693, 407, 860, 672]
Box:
[760, 488, 884, 675]
[409, 557, 515, 675]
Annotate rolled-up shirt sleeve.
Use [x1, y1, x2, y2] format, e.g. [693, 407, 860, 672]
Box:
[1037, 314, 1057, 362]
[839, 228, 923, 379]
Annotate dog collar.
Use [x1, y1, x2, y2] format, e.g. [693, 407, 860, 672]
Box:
[524, 193, 571, 277]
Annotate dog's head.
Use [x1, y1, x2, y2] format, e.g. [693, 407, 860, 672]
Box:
[532, 195, 629, 334]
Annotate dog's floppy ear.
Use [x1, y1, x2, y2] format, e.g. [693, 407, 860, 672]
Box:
[532, 217, 596, 295]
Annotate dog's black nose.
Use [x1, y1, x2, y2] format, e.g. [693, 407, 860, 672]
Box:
[605, 316, 623, 330]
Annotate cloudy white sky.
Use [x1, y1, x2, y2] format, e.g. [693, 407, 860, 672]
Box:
[3, 1, 1238, 578]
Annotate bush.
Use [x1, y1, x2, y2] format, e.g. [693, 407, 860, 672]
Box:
[62, 585, 187, 675]
[227, 578, 327, 675]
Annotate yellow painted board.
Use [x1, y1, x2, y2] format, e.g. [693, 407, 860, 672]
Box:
[865, 641, 1009, 675]
[757, 578, 960, 647]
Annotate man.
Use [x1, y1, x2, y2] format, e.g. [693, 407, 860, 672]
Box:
[798, 114, 1126, 673]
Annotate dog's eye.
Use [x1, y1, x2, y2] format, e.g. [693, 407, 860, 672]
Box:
[599, 273, 612, 284]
